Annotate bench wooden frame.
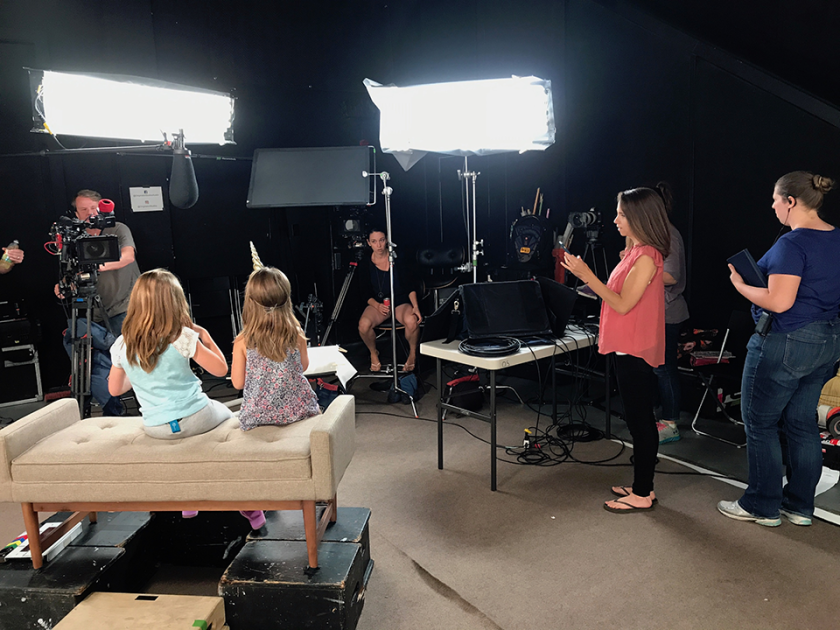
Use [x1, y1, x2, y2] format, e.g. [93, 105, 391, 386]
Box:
[20, 496, 338, 570]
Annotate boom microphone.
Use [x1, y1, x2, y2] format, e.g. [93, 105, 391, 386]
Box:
[169, 132, 200, 209]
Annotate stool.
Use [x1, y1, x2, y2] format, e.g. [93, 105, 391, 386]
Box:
[375, 322, 408, 373]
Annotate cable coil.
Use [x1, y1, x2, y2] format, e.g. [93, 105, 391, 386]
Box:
[458, 337, 521, 357]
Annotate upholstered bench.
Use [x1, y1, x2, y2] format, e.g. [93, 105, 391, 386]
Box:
[0, 396, 355, 569]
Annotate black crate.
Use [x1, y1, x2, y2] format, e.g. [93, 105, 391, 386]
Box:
[145, 510, 252, 567]
[68, 512, 156, 590]
[220, 540, 372, 630]
[0, 546, 125, 629]
[247, 507, 371, 570]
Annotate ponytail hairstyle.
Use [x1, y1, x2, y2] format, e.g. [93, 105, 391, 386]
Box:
[122, 269, 193, 372]
[775, 171, 836, 220]
[654, 181, 674, 216]
[238, 267, 302, 363]
[616, 187, 671, 259]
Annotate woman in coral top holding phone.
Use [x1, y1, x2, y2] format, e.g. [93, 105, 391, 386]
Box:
[563, 187, 670, 513]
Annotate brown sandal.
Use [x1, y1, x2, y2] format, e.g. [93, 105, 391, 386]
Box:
[611, 485, 657, 503]
[604, 497, 655, 513]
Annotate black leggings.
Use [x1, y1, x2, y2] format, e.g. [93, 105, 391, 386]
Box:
[613, 354, 659, 497]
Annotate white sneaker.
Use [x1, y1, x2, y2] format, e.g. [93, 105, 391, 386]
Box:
[717, 500, 781, 527]
[657, 421, 680, 444]
[780, 509, 812, 526]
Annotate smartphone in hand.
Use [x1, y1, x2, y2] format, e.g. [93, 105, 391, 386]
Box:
[555, 241, 572, 256]
[576, 284, 599, 300]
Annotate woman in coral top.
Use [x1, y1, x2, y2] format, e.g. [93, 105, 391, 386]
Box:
[563, 187, 670, 513]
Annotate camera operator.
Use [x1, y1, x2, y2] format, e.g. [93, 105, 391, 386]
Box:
[53, 190, 141, 332]
[54, 190, 141, 417]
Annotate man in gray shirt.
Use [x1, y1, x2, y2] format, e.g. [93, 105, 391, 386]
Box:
[56, 190, 141, 416]
[62, 190, 141, 332]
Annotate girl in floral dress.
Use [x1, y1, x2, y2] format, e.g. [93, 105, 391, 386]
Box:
[231, 267, 320, 430]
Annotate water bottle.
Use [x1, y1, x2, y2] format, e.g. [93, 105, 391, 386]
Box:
[0, 240, 19, 273]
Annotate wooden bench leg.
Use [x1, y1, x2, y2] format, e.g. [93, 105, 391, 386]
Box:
[302, 500, 319, 569]
[89, 512, 98, 524]
[21, 503, 43, 570]
[330, 494, 337, 523]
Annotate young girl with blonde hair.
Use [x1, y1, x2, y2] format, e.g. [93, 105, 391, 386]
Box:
[108, 269, 265, 529]
[232, 267, 320, 430]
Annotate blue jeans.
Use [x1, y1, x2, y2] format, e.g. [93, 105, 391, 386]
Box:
[738, 317, 840, 518]
[653, 322, 683, 422]
[63, 317, 125, 416]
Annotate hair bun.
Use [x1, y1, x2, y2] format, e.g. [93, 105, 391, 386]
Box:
[812, 174, 836, 194]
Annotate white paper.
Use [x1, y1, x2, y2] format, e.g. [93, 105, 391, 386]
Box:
[304, 345, 357, 390]
[129, 186, 165, 212]
[815, 466, 840, 496]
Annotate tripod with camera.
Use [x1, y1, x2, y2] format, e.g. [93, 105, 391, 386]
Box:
[49, 209, 122, 416]
[566, 208, 609, 284]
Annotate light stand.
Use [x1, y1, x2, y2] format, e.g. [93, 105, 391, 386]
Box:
[362, 170, 418, 418]
[454, 156, 484, 283]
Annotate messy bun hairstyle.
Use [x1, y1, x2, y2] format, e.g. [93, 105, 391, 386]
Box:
[775, 171, 835, 216]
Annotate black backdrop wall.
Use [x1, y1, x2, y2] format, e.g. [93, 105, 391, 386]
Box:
[1, 0, 839, 392]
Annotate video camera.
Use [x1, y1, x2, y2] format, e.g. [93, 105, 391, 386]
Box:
[49, 203, 121, 299]
[337, 208, 370, 261]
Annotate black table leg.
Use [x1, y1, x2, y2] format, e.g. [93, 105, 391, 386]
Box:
[437, 357, 443, 469]
[490, 369, 497, 491]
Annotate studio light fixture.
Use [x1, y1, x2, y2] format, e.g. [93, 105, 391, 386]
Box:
[32, 70, 234, 144]
[364, 75, 555, 280]
[363, 75, 555, 171]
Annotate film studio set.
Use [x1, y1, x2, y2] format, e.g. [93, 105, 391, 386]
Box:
[2, 2, 840, 629]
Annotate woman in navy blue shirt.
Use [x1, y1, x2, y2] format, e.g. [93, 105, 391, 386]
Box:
[718, 171, 840, 527]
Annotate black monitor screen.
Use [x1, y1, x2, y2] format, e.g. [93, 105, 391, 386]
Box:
[247, 146, 374, 208]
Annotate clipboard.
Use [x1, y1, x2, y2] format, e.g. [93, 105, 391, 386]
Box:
[727, 249, 768, 288]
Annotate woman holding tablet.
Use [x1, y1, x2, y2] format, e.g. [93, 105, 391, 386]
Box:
[718, 171, 840, 527]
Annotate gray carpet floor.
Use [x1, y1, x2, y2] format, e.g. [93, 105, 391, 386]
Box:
[3, 373, 839, 629]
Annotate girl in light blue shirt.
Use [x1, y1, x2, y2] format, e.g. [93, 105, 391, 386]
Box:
[108, 269, 265, 529]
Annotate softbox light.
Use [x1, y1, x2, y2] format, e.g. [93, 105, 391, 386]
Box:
[363, 76, 555, 170]
[32, 70, 234, 144]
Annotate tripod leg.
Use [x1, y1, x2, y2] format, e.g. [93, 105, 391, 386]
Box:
[323, 265, 356, 345]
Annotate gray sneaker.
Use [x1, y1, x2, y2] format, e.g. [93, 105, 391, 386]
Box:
[657, 421, 680, 444]
[780, 509, 812, 526]
[717, 500, 781, 527]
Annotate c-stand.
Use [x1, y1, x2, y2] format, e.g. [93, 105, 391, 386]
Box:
[357, 170, 418, 418]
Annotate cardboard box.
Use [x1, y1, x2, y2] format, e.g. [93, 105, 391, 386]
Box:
[54, 592, 225, 629]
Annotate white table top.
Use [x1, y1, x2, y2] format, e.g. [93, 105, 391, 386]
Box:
[420, 325, 597, 370]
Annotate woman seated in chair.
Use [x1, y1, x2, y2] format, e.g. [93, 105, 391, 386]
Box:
[358, 227, 422, 373]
